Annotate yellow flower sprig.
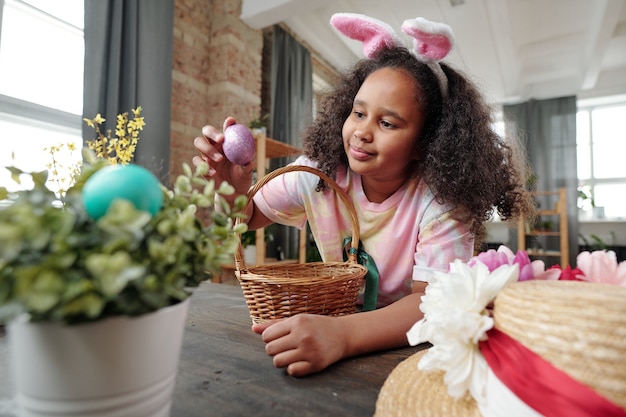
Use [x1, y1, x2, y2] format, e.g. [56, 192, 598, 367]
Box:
[43, 107, 145, 198]
[83, 106, 145, 165]
[44, 142, 82, 197]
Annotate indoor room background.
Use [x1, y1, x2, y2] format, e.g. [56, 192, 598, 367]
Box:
[1, 0, 625, 267]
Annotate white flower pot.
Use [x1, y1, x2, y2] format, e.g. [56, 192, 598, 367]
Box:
[7, 299, 189, 417]
[244, 244, 257, 264]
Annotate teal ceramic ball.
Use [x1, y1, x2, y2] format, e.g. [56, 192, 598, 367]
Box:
[82, 164, 163, 220]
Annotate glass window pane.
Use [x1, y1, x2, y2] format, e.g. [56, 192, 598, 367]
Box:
[592, 143, 626, 178]
[594, 184, 626, 220]
[576, 110, 591, 180]
[492, 121, 505, 138]
[577, 144, 591, 180]
[22, 0, 84, 29]
[0, 1, 84, 114]
[592, 106, 626, 144]
[576, 111, 590, 145]
[0, 115, 82, 193]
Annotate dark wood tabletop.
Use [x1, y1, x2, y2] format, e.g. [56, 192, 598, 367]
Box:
[0, 282, 427, 417]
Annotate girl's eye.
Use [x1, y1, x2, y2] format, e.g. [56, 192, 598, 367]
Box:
[380, 120, 395, 129]
[354, 111, 365, 119]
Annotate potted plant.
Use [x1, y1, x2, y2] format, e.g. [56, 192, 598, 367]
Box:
[240, 228, 275, 264]
[578, 184, 596, 211]
[248, 113, 270, 136]
[0, 108, 248, 416]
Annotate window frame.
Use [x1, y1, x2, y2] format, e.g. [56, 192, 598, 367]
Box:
[0, 0, 84, 192]
[576, 99, 626, 221]
[0, 0, 84, 124]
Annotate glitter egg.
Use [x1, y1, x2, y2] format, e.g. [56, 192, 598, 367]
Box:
[223, 123, 256, 165]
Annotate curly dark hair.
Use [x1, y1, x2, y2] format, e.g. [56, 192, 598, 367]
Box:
[302, 47, 535, 243]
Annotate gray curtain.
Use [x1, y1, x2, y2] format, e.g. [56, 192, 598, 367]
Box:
[83, 0, 174, 182]
[503, 96, 578, 265]
[268, 25, 313, 260]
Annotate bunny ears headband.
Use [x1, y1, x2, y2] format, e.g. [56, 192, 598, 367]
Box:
[330, 13, 455, 99]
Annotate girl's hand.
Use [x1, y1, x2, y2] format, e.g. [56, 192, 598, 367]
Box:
[251, 293, 425, 377]
[192, 117, 254, 200]
[252, 314, 350, 377]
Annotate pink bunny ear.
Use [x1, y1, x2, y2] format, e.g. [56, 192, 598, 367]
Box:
[330, 13, 402, 58]
[401, 17, 454, 61]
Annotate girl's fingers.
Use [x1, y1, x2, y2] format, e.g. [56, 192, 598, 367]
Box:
[222, 116, 237, 132]
[193, 135, 224, 163]
[201, 124, 224, 143]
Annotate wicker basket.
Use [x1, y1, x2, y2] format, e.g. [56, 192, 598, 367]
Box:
[235, 165, 368, 324]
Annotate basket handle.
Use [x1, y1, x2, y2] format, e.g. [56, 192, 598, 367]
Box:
[234, 165, 361, 271]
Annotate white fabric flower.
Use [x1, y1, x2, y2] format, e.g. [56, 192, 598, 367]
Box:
[406, 260, 520, 400]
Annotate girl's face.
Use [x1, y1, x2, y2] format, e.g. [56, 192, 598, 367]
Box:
[342, 67, 424, 199]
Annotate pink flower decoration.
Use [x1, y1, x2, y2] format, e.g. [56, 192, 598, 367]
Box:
[469, 248, 509, 271]
[576, 250, 626, 286]
[469, 246, 559, 281]
[552, 265, 585, 281]
[472, 247, 626, 284]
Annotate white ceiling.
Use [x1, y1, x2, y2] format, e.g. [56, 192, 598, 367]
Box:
[241, 0, 626, 107]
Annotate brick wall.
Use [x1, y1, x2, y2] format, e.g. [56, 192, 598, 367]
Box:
[170, 0, 263, 181]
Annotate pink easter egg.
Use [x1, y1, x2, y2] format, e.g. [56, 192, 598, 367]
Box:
[223, 124, 256, 165]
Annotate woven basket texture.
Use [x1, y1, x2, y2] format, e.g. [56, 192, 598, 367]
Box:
[235, 165, 367, 324]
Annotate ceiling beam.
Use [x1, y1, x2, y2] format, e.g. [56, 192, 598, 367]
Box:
[484, 0, 520, 100]
[284, 13, 358, 72]
[240, 0, 332, 30]
[581, 0, 624, 90]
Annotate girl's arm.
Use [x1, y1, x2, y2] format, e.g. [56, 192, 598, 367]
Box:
[341, 290, 425, 357]
[252, 281, 427, 377]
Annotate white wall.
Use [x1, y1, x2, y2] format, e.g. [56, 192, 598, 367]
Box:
[578, 221, 626, 246]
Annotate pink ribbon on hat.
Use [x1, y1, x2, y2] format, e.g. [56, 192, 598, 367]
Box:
[480, 329, 626, 417]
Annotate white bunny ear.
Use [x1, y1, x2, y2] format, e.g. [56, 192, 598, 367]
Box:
[402, 17, 454, 99]
[401, 17, 454, 62]
[330, 13, 403, 58]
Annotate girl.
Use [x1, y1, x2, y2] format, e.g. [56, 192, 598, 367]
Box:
[193, 14, 535, 377]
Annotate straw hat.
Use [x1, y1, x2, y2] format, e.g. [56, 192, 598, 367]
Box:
[375, 280, 626, 416]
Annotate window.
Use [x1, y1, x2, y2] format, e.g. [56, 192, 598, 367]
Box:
[577, 102, 626, 220]
[0, 0, 84, 192]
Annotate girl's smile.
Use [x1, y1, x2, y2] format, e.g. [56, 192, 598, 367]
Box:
[348, 144, 374, 160]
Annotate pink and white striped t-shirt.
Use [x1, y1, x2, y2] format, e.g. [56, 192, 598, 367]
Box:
[253, 156, 474, 307]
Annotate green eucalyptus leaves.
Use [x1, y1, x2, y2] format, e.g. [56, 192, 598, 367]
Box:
[0, 152, 247, 324]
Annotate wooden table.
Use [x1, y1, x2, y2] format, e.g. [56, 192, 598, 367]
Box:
[0, 282, 427, 417]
